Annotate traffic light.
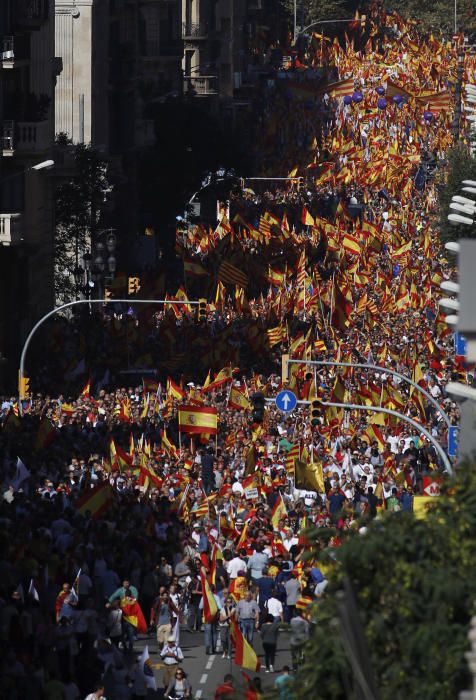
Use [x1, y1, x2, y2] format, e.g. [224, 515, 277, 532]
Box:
[310, 397, 321, 426]
[19, 375, 30, 400]
[198, 298, 207, 322]
[128, 276, 141, 295]
[251, 391, 266, 424]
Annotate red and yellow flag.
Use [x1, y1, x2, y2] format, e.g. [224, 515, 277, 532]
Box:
[230, 617, 260, 671]
[121, 599, 147, 633]
[178, 405, 218, 435]
[200, 568, 218, 623]
[76, 482, 114, 519]
[271, 493, 287, 530]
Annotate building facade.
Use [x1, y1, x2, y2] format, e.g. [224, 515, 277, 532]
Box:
[0, 0, 56, 390]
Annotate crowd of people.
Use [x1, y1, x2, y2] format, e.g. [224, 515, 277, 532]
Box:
[2, 1, 476, 698]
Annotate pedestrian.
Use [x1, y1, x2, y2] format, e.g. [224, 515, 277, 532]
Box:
[218, 595, 236, 659]
[236, 590, 260, 644]
[264, 589, 284, 621]
[284, 573, 301, 621]
[105, 598, 123, 647]
[199, 582, 222, 654]
[83, 683, 106, 700]
[160, 636, 185, 690]
[289, 610, 310, 671]
[165, 667, 192, 698]
[214, 673, 235, 700]
[275, 666, 295, 700]
[260, 613, 282, 672]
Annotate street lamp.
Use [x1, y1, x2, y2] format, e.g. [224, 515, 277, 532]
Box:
[31, 159, 54, 171]
[293, 15, 365, 45]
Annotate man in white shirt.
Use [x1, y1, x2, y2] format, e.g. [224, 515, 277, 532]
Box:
[265, 590, 284, 621]
[226, 553, 247, 580]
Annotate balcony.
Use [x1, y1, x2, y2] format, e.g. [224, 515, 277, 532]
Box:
[0, 214, 22, 246]
[182, 22, 208, 40]
[183, 75, 218, 96]
[2, 121, 51, 156]
[1, 37, 14, 68]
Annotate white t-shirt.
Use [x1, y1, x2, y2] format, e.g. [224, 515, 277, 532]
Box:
[227, 557, 247, 579]
[266, 597, 283, 617]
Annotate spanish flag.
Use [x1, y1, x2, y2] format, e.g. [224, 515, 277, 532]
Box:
[80, 377, 91, 398]
[34, 418, 56, 451]
[76, 482, 114, 519]
[178, 405, 218, 435]
[230, 617, 260, 671]
[121, 598, 147, 633]
[200, 568, 218, 622]
[271, 493, 287, 530]
[301, 206, 314, 226]
[167, 377, 185, 400]
[110, 438, 132, 471]
[184, 258, 209, 277]
[202, 366, 236, 392]
[236, 521, 249, 550]
[228, 386, 251, 411]
[342, 233, 361, 255]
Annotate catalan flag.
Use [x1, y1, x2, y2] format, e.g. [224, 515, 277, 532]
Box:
[178, 405, 218, 435]
[230, 617, 260, 671]
[76, 482, 114, 519]
[219, 260, 248, 288]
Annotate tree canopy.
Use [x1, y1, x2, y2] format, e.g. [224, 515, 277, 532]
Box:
[293, 467, 476, 699]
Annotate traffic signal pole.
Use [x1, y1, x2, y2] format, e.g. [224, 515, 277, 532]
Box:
[284, 358, 452, 430]
[18, 298, 199, 414]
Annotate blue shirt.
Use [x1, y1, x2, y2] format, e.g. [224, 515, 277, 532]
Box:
[257, 576, 274, 603]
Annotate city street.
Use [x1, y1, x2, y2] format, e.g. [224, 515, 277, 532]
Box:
[135, 626, 293, 698]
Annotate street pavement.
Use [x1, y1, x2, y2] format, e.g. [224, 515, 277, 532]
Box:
[135, 626, 293, 698]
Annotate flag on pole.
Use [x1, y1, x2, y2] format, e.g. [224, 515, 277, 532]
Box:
[11, 457, 30, 490]
[178, 405, 218, 435]
[200, 568, 218, 623]
[76, 482, 114, 519]
[28, 578, 39, 602]
[271, 493, 287, 530]
[139, 646, 157, 691]
[230, 617, 261, 671]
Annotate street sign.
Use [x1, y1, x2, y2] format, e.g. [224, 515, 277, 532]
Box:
[447, 425, 459, 458]
[454, 332, 467, 357]
[275, 390, 298, 413]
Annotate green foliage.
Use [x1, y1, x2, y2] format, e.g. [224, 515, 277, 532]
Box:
[378, 0, 476, 35]
[54, 140, 111, 304]
[438, 144, 476, 244]
[294, 466, 476, 699]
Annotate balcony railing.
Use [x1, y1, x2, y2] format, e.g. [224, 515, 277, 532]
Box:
[183, 75, 218, 96]
[182, 22, 208, 39]
[0, 214, 22, 246]
[2, 121, 51, 154]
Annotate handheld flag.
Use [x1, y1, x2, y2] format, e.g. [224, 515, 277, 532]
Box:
[139, 646, 157, 691]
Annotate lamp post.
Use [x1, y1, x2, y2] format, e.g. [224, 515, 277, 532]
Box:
[76, 228, 117, 299]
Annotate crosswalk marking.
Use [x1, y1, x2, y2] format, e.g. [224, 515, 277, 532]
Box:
[200, 673, 208, 684]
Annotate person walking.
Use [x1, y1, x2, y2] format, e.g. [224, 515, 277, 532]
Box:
[260, 613, 282, 672]
[165, 667, 192, 698]
[218, 596, 236, 659]
[160, 636, 185, 690]
[236, 590, 260, 645]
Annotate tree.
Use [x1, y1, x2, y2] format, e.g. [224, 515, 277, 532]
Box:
[377, 0, 476, 36]
[280, 0, 357, 28]
[438, 144, 476, 244]
[54, 138, 112, 304]
[292, 466, 476, 699]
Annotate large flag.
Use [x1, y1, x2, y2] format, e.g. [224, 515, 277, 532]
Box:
[34, 418, 56, 451]
[230, 617, 261, 671]
[271, 493, 287, 530]
[76, 482, 114, 519]
[219, 260, 248, 288]
[228, 386, 251, 411]
[295, 460, 324, 493]
[200, 568, 218, 623]
[121, 598, 147, 633]
[139, 646, 157, 691]
[178, 405, 218, 434]
[11, 457, 30, 490]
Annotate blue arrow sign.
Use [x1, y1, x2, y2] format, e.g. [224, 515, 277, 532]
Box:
[447, 426, 459, 458]
[454, 332, 467, 357]
[275, 390, 298, 413]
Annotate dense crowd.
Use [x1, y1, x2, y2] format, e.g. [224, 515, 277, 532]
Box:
[2, 1, 476, 698]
